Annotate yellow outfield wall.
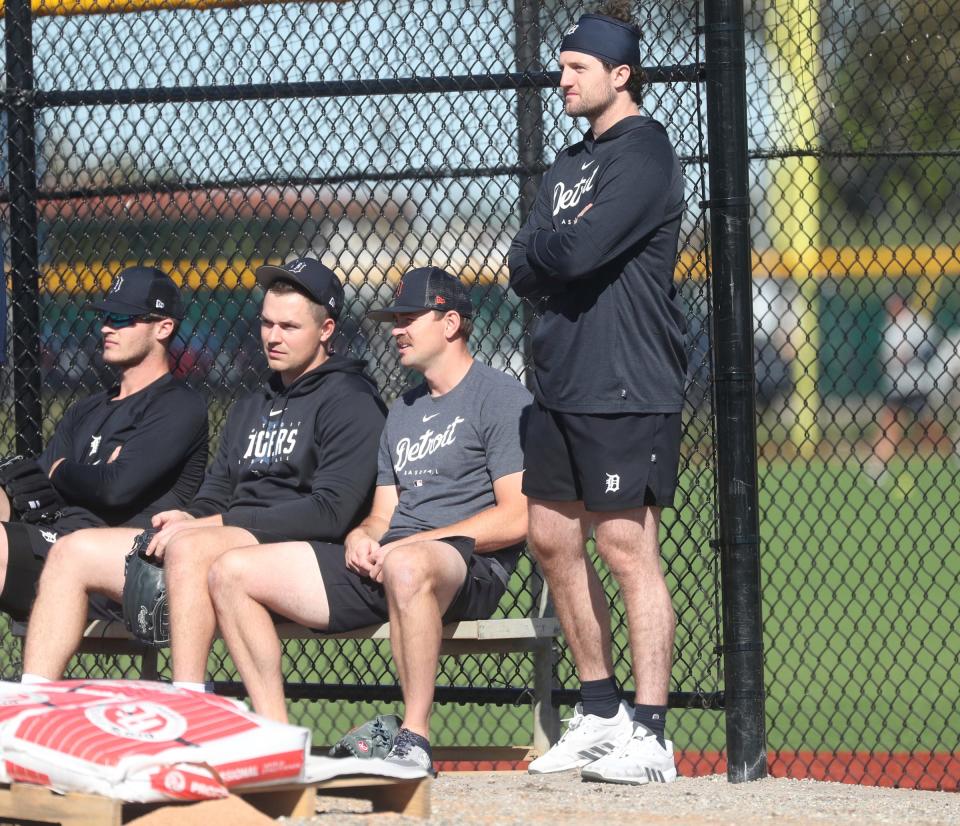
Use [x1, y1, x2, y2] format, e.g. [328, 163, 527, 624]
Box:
[752, 245, 960, 280]
[0, 0, 339, 18]
[21, 244, 960, 295]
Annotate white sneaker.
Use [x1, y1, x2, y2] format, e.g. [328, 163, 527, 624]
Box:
[528, 702, 633, 774]
[581, 722, 677, 785]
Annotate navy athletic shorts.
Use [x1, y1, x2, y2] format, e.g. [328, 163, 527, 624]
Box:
[309, 535, 512, 633]
[521, 398, 682, 511]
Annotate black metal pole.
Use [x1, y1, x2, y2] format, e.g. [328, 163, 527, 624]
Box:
[29, 65, 702, 108]
[513, 0, 556, 747]
[513, 0, 545, 385]
[4, 0, 43, 455]
[702, 0, 767, 782]
[514, 0, 545, 226]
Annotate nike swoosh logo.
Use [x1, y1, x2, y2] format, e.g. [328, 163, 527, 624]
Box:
[269, 409, 283, 417]
[422, 413, 440, 422]
[581, 160, 596, 170]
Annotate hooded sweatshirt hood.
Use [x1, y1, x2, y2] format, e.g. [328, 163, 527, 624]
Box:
[264, 354, 372, 400]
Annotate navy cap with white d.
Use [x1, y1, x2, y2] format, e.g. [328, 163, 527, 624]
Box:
[89, 266, 184, 320]
[255, 258, 344, 320]
[367, 267, 474, 321]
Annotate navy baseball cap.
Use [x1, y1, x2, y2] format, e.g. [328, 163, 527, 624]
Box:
[368, 267, 474, 322]
[89, 267, 184, 320]
[255, 258, 344, 320]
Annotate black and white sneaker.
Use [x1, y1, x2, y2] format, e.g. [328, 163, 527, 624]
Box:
[384, 727, 436, 776]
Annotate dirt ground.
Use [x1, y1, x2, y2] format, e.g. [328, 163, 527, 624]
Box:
[299, 771, 960, 826]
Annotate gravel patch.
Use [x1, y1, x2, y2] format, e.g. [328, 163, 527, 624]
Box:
[295, 771, 960, 826]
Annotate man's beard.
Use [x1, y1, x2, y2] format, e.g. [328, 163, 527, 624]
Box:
[565, 90, 616, 120]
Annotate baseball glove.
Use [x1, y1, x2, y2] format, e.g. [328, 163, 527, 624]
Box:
[0, 455, 63, 525]
[329, 714, 402, 759]
[122, 529, 169, 647]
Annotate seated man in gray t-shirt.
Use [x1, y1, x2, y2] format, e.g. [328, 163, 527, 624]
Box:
[208, 266, 531, 775]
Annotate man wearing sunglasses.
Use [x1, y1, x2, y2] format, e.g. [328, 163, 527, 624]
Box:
[21, 258, 386, 694]
[0, 266, 208, 621]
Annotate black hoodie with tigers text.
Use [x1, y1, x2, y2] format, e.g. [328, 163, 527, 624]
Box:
[188, 355, 386, 541]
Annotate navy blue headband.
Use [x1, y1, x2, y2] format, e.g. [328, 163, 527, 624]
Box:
[560, 13, 642, 66]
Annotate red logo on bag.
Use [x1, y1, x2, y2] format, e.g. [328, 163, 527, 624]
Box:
[358, 740, 369, 752]
[86, 702, 187, 742]
[164, 770, 187, 793]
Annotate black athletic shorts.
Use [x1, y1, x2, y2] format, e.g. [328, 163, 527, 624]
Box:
[0, 521, 122, 623]
[310, 535, 512, 633]
[521, 398, 682, 511]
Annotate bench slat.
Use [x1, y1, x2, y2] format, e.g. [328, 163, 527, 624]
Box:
[11, 617, 560, 644]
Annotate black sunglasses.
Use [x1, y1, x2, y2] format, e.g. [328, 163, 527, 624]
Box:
[100, 313, 165, 329]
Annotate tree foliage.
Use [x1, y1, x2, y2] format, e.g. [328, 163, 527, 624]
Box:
[822, 1, 960, 245]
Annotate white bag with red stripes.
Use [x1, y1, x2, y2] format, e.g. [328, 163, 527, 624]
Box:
[0, 680, 309, 802]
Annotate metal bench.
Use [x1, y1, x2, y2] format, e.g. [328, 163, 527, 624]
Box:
[11, 608, 561, 752]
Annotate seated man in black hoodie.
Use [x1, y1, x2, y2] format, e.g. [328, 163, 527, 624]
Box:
[0, 266, 208, 622]
[21, 259, 386, 691]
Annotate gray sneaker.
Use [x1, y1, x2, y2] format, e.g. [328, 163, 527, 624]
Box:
[384, 728, 436, 776]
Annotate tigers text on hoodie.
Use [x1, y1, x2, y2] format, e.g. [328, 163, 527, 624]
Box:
[188, 355, 386, 541]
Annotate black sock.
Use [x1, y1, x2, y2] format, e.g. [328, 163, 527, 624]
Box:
[633, 704, 667, 747]
[579, 676, 621, 719]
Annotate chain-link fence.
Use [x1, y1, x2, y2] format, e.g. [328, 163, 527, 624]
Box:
[747, 0, 960, 791]
[0, 0, 726, 774]
[3, 0, 954, 792]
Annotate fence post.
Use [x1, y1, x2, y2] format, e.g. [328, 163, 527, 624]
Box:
[513, 0, 561, 751]
[701, 0, 767, 782]
[4, 0, 43, 456]
[513, 0, 544, 227]
[513, 0, 544, 379]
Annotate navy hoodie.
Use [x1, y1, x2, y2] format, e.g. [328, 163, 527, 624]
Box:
[41, 374, 208, 530]
[509, 115, 687, 414]
[188, 355, 386, 541]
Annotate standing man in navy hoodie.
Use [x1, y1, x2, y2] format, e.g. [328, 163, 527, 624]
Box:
[0, 267, 207, 622]
[22, 259, 386, 690]
[509, 1, 686, 785]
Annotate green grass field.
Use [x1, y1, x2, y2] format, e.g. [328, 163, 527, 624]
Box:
[1, 454, 956, 756]
[759, 455, 960, 755]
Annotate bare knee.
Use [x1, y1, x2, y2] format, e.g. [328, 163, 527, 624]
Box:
[528, 500, 586, 564]
[208, 552, 249, 607]
[39, 533, 90, 580]
[163, 535, 203, 581]
[382, 546, 434, 603]
[597, 538, 664, 591]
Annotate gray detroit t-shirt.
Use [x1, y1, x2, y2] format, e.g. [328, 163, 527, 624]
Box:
[378, 361, 531, 551]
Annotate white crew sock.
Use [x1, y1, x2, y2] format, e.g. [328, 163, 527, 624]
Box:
[20, 673, 52, 684]
[172, 681, 208, 693]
